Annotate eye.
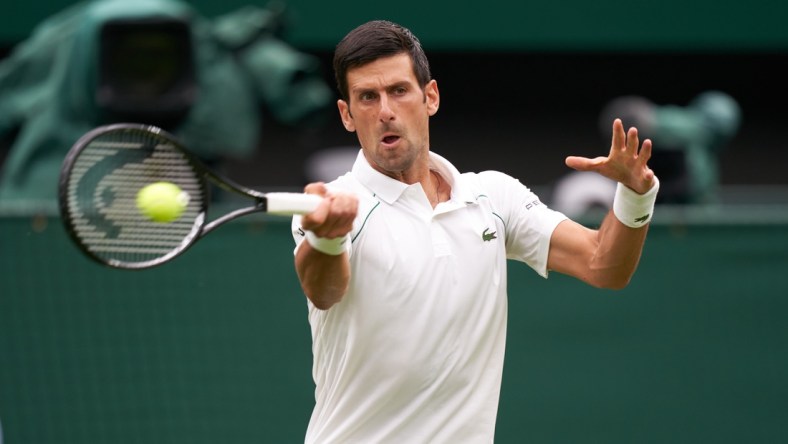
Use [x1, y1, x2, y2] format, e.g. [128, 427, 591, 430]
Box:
[393, 86, 407, 95]
[359, 91, 376, 102]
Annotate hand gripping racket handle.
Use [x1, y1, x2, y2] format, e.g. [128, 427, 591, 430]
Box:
[266, 193, 322, 215]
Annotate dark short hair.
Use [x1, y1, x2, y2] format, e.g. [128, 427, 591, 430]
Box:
[333, 20, 432, 102]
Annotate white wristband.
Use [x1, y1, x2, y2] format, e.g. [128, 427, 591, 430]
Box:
[613, 176, 660, 228]
[305, 231, 348, 256]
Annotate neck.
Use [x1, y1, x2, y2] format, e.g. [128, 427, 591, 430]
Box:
[428, 169, 447, 208]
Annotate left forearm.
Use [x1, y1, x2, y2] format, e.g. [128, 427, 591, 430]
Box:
[588, 211, 650, 289]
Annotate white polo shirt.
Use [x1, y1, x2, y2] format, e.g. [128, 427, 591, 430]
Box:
[292, 150, 567, 443]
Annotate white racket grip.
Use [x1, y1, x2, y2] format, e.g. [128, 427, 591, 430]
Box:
[266, 192, 322, 215]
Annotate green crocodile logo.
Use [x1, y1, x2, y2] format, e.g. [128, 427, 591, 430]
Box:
[482, 228, 497, 242]
[634, 214, 650, 223]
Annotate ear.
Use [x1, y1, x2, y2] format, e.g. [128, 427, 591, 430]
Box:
[337, 99, 356, 132]
[425, 79, 440, 116]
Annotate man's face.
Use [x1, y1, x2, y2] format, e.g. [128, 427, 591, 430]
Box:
[337, 53, 439, 180]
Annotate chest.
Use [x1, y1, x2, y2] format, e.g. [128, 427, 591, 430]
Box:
[349, 197, 507, 295]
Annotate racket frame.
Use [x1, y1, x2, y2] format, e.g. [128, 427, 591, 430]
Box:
[58, 123, 305, 269]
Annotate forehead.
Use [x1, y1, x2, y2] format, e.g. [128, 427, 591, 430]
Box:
[346, 53, 417, 91]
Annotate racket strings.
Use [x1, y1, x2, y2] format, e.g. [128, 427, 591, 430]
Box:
[65, 130, 206, 267]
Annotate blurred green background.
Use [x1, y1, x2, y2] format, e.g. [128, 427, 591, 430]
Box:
[3, 0, 788, 189]
[2, 214, 787, 443]
[4, 0, 788, 51]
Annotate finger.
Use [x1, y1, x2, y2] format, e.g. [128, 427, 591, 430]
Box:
[300, 182, 330, 229]
[638, 138, 653, 164]
[327, 194, 358, 228]
[312, 193, 358, 238]
[318, 212, 354, 239]
[626, 126, 639, 154]
[300, 198, 331, 230]
[565, 155, 605, 171]
[323, 215, 354, 238]
[644, 167, 655, 183]
[611, 119, 626, 151]
[304, 182, 328, 197]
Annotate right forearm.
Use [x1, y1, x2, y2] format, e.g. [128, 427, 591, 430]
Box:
[292, 184, 358, 310]
[295, 242, 350, 310]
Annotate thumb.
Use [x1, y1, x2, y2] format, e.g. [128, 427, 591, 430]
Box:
[301, 197, 332, 230]
[301, 182, 330, 230]
[304, 182, 328, 197]
[565, 155, 604, 172]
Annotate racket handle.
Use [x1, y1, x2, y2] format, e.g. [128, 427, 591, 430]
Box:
[266, 192, 322, 215]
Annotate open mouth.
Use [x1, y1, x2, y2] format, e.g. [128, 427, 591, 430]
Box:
[382, 135, 400, 145]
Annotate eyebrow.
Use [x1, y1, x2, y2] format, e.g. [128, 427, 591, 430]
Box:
[351, 80, 414, 96]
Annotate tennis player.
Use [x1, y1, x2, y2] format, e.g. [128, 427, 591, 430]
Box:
[291, 20, 659, 443]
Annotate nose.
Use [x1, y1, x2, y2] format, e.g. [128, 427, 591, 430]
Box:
[378, 94, 395, 122]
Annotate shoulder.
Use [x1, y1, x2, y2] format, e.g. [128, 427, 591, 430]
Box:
[460, 170, 561, 227]
[458, 170, 535, 200]
[473, 170, 522, 188]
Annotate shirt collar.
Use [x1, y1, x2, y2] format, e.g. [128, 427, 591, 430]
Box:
[351, 149, 476, 205]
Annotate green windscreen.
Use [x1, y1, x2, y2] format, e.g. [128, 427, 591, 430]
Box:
[3, 0, 788, 51]
[2, 214, 787, 443]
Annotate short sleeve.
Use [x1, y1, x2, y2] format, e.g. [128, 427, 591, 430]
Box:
[477, 171, 567, 277]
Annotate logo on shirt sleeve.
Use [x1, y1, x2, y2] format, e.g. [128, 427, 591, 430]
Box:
[525, 199, 541, 210]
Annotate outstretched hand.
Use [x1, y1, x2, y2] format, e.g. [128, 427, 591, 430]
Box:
[565, 119, 656, 194]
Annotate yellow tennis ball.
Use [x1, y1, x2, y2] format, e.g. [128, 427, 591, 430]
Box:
[136, 182, 189, 223]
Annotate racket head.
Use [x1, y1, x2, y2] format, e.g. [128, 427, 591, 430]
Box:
[58, 123, 209, 269]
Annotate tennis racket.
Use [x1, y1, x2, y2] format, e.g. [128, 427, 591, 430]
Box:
[58, 123, 321, 270]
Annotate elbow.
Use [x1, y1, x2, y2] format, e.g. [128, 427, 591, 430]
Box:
[310, 298, 337, 311]
[303, 286, 346, 311]
[603, 278, 631, 291]
[584, 259, 639, 290]
[588, 272, 633, 290]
